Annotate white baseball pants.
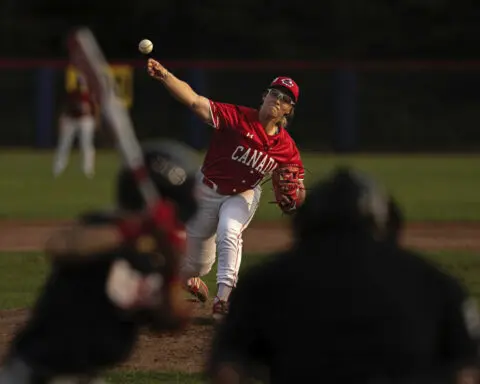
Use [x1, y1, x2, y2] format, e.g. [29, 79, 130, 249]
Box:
[181, 171, 262, 288]
[53, 115, 95, 177]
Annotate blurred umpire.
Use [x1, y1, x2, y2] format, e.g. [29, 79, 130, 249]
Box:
[0, 139, 200, 384]
[207, 167, 480, 384]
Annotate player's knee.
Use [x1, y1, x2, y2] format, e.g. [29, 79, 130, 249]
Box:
[195, 260, 214, 276]
[181, 258, 214, 278]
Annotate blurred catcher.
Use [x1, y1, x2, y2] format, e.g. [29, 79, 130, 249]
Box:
[207, 167, 480, 384]
[0, 139, 200, 384]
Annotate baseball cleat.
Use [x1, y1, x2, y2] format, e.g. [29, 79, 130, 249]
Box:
[212, 297, 229, 322]
[185, 277, 209, 303]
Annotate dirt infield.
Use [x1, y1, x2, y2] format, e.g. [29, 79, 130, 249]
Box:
[1, 220, 480, 373]
[1, 220, 480, 253]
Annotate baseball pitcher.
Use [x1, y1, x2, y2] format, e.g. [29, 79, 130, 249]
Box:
[147, 58, 306, 321]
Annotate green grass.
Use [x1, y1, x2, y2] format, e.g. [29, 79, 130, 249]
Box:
[0, 150, 479, 221]
[424, 251, 480, 299]
[0, 150, 118, 220]
[0, 252, 49, 309]
[299, 153, 480, 222]
[1, 250, 480, 310]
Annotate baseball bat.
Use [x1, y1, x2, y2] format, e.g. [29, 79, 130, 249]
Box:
[67, 27, 159, 208]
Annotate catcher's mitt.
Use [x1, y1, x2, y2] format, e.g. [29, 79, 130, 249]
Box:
[271, 164, 305, 215]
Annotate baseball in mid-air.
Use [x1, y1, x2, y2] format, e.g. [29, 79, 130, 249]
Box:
[138, 39, 153, 54]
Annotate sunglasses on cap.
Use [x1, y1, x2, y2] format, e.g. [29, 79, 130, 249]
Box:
[266, 88, 296, 106]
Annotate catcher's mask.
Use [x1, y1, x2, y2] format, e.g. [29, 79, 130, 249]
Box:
[116, 139, 200, 223]
[293, 166, 403, 243]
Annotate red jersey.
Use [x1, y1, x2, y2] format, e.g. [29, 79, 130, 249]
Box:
[64, 89, 95, 118]
[201, 101, 304, 195]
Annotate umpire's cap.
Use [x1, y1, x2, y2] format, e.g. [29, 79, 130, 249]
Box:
[116, 139, 200, 223]
[293, 166, 403, 242]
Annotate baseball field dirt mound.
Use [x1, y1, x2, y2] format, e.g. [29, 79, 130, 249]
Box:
[0, 308, 28, 344]
[0, 304, 214, 374]
[121, 304, 214, 373]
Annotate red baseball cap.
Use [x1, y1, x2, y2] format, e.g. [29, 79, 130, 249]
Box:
[270, 76, 300, 103]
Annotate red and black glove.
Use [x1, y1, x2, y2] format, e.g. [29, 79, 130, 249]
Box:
[271, 164, 305, 215]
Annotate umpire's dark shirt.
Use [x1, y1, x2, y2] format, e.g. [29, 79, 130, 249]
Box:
[208, 231, 480, 384]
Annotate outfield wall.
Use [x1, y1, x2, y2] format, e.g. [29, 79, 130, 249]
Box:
[1, 59, 480, 152]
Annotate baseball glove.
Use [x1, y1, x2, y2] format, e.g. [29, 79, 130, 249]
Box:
[271, 164, 305, 215]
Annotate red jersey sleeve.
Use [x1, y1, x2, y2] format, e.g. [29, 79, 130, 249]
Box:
[286, 143, 305, 181]
[208, 101, 242, 130]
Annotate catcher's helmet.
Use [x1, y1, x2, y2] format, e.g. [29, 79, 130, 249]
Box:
[293, 166, 403, 243]
[116, 139, 200, 223]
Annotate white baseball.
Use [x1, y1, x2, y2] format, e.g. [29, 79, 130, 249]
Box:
[138, 39, 153, 55]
